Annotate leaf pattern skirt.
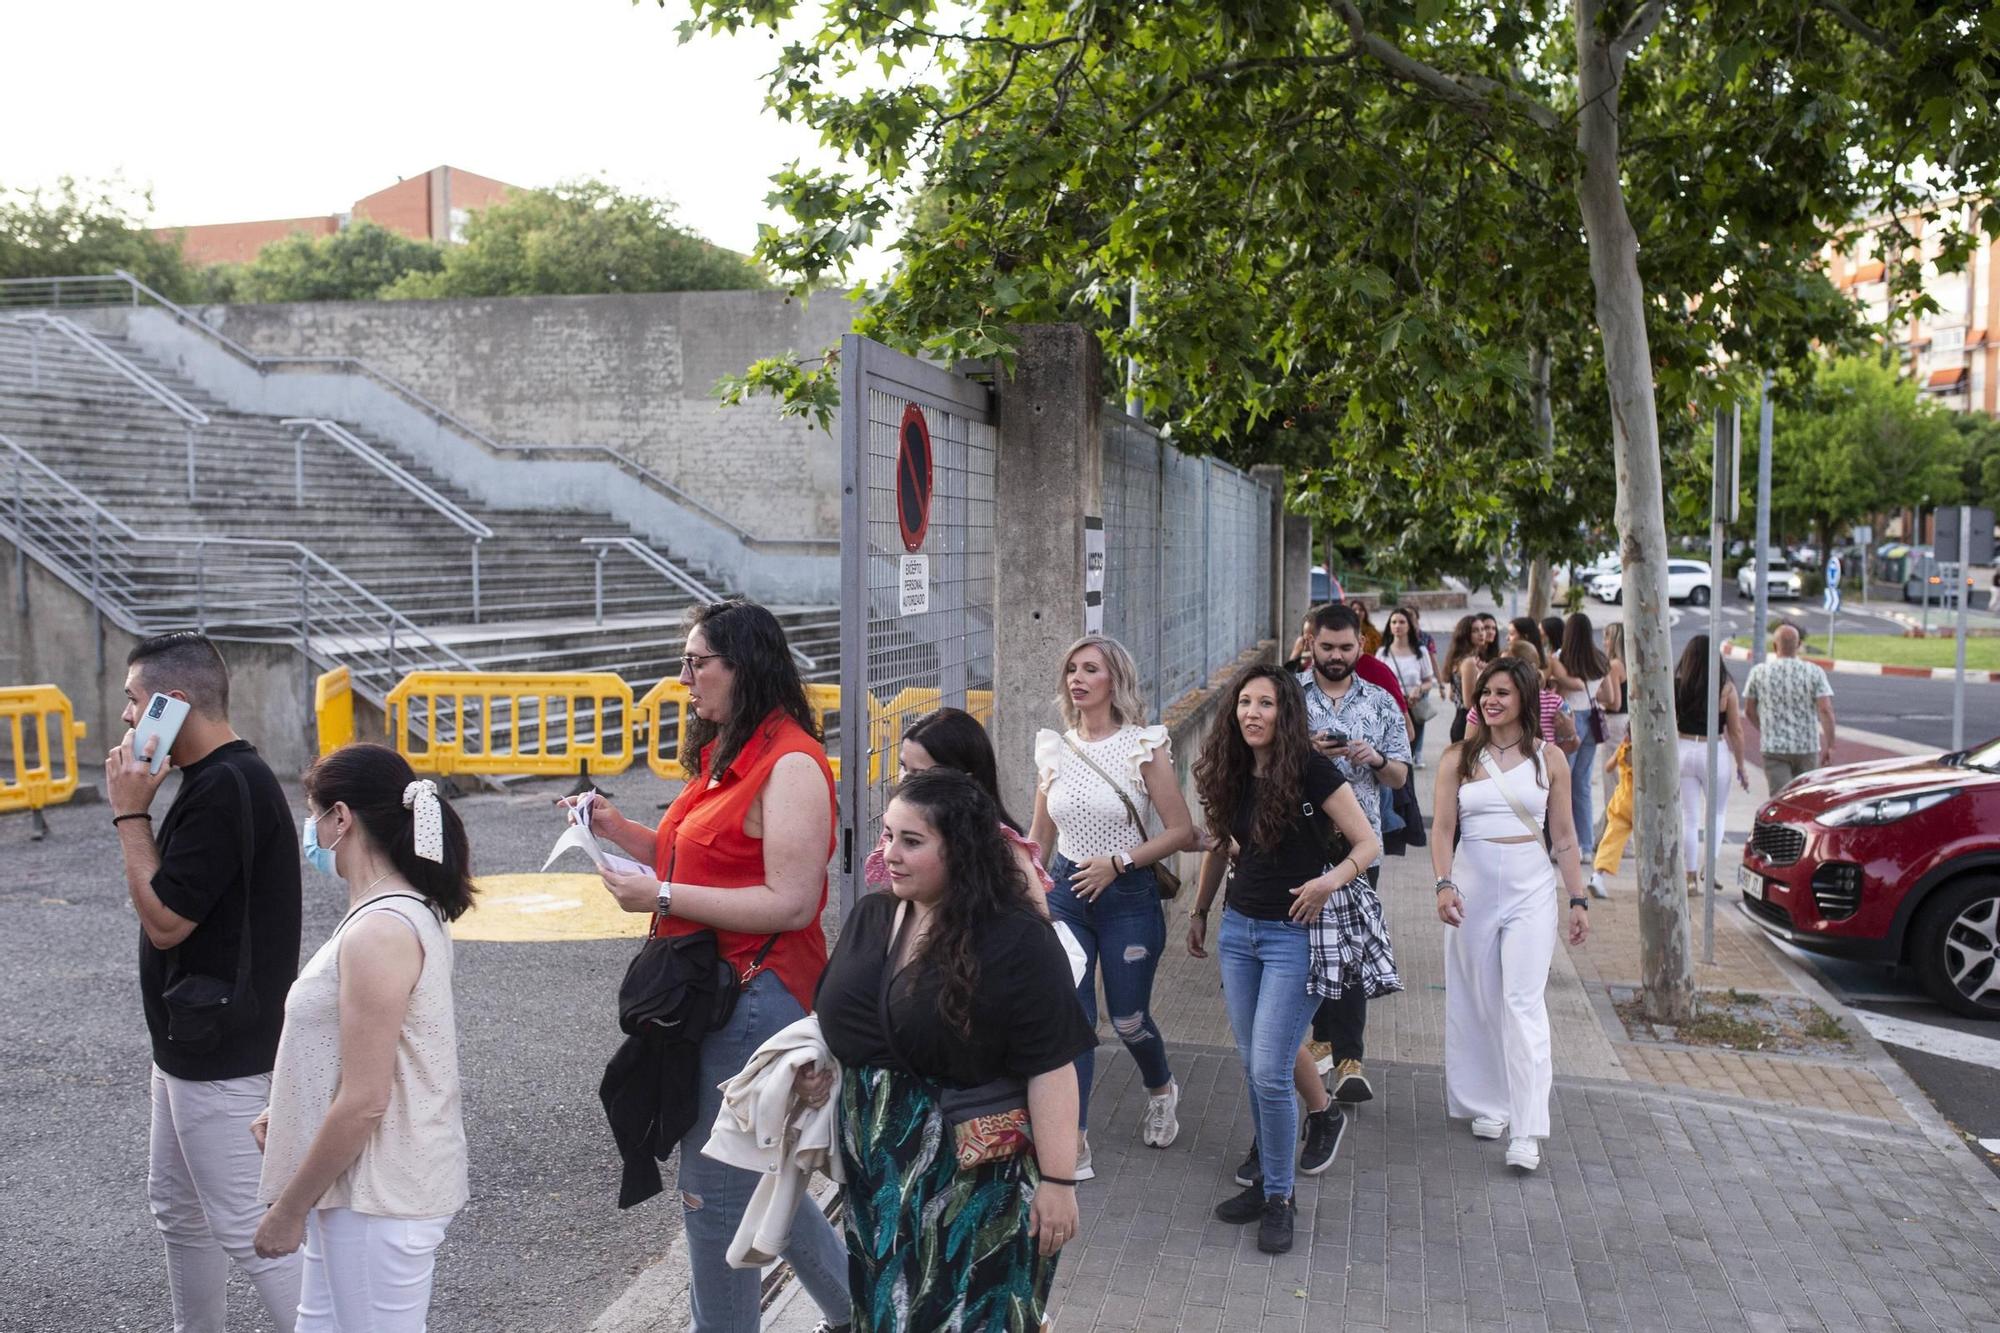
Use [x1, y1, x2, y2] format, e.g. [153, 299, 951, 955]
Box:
[839, 1064, 1058, 1333]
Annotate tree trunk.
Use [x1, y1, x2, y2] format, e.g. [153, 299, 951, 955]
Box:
[1526, 344, 1558, 620]
[1573, 0, 1693, 1023]
[1527, 558, 1554, 620]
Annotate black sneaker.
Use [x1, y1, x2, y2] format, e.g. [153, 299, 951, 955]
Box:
[1234, 1140, 1262, 1188]
[1257, 1194, 1297, 1254]
[1299, 1106, 1345, 1176]
[1213, 1182, 1266, 1224]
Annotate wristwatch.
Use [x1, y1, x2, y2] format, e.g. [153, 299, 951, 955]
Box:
[1115, 852, 1136, 874]
[655, 880, 674, 917]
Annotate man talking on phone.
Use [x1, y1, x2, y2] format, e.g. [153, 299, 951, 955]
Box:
[1297, 602, 1409, 1104]
[106, 631, 304, 1331]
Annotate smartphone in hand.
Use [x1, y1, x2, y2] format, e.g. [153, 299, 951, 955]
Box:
[133, 693, 190, 774]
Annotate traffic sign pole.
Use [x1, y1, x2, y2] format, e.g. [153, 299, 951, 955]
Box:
[1954, 504, 1971, 751]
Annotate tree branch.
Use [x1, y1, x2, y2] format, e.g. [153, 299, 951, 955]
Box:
[1123, 54, 1357, 132]
[1611, 0, 1667, 62]
[1330, 1, 1561, 134]
[1815, 0, 1897, 54]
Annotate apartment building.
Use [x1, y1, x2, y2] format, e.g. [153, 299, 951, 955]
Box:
[158, 165, 517, 266]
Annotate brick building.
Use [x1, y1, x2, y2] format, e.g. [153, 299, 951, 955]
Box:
[160, 165, 517, 266]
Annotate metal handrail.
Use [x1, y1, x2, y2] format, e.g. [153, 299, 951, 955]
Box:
[85, 270, 832, 553]
[283, 419, 493, 539]
[579, 535, 818, 671]
[3, 314, 210, 425]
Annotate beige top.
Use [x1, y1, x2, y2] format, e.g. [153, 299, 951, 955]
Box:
[259, 893, 468, 1219]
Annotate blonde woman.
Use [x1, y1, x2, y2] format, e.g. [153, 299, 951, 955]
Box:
[1030, 635, 1197, 1178]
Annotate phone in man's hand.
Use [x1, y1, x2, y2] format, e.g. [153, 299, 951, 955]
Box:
[1317, 728, 1348, 747]
[133, 693, 190, 775]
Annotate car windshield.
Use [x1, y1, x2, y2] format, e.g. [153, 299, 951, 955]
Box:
[1962, 736, 2000, 771]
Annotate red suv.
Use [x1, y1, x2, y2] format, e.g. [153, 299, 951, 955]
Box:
[1737, 735, 2000, 1019]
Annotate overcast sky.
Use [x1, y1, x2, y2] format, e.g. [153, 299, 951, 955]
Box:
[4, 0, 895, 277]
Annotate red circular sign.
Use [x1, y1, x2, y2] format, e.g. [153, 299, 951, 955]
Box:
[895, 404, 934, 554]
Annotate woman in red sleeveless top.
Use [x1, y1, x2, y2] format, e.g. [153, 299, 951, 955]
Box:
[571, 599, 850, 1333]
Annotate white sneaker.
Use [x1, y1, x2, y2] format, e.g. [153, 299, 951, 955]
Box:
[1141, 1080, 1181, 1148]
[1506, 1137, 1541, 1172]
[1073, 1134, 1095, 1182]
[1587, 871, 1610, 900]
[1470, 1116, 1508, 1140]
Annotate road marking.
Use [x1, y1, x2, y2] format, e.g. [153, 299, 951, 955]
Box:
[1981, 1138, 2000, 1155]
[1850, 1009, 2000, 1070]
[452, 873, 650, 942]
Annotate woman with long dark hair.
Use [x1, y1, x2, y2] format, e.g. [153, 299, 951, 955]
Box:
[1431, 658, 1589, 1176]
[807, 769, 1093, 1331]
[1186, 665, 1383, 1254]
[1551, 611, 1610, 865]
[575, 597, 850, 1332]
[1475, 614, 1501, 664]
[1674, 634, 1750, 894]
[253, 743, 475, 1328]
[1444, 615, 1481, 746]
[1507, 617, 1545, 660]
[1378, 606, 1439, 764]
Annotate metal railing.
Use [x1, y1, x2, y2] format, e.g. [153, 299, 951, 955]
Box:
[286, 418, 493, 621]
[2, 313, 212, 499]
[581, 535, 820, 672]
[0, 270, 833, 554]
[1, 431, 473, 710]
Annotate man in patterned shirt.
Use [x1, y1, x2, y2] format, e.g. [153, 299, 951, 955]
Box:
[1297, 602, 1410, 1103]
[1743, 623, 1836, 795]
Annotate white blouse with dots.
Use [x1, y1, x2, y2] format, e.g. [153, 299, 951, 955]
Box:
[259, 893, 468, 1219]
[1035, 723, 1173, 862]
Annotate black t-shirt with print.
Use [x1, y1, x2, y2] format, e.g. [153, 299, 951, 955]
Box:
[816, 890, 1095, 1088]
[139, 740, 304, 1081]
[1225, 753, 1349, 921]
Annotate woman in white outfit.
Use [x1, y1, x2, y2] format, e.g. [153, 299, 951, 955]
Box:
[253, 743, 473, 1332]
[1674, 634, 1750, 894]
[1430, 656, 1590, 1174]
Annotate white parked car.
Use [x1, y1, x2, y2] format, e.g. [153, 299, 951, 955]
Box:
[1737, 560, 1804, 601]
[1592, 559, 1713, 605]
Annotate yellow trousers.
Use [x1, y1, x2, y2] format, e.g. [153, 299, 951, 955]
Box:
[1592, 739, 1635, 877]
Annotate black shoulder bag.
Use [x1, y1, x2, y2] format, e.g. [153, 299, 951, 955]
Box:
[615, 842, 779, 1039]
[160, 763, 260, 1054]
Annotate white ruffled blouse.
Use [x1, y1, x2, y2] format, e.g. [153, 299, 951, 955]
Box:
[1034, 723, 1172, 862]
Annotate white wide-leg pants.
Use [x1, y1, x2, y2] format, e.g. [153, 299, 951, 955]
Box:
[1444, 837, 1559, 1139]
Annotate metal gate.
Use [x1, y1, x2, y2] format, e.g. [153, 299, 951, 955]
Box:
[836, 335, 997, 910]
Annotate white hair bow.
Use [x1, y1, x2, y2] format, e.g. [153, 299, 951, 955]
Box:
[402, 779, 445, 864]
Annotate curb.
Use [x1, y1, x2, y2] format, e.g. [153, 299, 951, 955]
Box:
[1720, 639, 2000, 685]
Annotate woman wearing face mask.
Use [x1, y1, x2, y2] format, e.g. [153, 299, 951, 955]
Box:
[1030, 635, 1197, 1178]
[805, 769, 1094, 1332]
[253, 743, 474, 1332]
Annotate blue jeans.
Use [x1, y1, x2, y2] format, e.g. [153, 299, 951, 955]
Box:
[1569, 733, 1598, 859]
[1047, 854, 1173, 1131]
[683, 971, 851, 1332]
[1218, 908, 1323, 1200]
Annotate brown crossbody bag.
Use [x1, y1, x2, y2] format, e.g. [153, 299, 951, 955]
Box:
[1060, 734, 1183, 900]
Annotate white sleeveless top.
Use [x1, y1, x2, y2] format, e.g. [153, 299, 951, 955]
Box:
[1458, 750, 1550, 842]
[260, 893, 469, 1219]
[1034, 723, 1171, 861]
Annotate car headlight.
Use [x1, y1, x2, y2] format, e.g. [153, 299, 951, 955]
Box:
[1818, 788, 1959, 827]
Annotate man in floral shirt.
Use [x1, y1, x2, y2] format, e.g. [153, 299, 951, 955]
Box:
[1743, 623, 1836, 795]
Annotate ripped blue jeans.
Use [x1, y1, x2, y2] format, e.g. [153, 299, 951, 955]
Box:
[1048, 854, 1174, 1130]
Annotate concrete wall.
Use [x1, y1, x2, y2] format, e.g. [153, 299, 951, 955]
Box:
[2, 555, 321, 777]
[187, 290, 859, 545]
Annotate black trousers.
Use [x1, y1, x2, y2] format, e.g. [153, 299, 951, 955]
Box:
[1309, 864, 1379, 1062]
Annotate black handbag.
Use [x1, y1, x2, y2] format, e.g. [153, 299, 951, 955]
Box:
[160, 764, 258, 1054]
[616, 845, 777, 1039]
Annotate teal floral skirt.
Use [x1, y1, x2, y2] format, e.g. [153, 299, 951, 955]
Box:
[839, 1064, 1058, 1332]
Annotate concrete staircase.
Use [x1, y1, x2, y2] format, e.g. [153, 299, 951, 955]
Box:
[0, 319, 839, 706]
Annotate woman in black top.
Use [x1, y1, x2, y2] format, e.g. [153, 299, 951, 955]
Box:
[1186, 665, 1380, 1255]
[808, 769, 1093, 1332]
[1673, 634, 1750, 894]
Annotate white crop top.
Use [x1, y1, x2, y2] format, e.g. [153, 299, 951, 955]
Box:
[1457, 751, 1550, 841]
[1035, 724, 1172, 862]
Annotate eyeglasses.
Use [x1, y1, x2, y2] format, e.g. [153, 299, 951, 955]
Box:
[678, 651, 726, 677]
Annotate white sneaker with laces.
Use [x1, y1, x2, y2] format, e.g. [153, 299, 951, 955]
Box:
[1505, 1137, 1541, 1172]
[1141, 1079, 1181, 1148]
[1587, 871, 1610, 900]
[1470, 1116, 1508, 1140]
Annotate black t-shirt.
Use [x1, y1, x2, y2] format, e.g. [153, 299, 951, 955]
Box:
[140, 741, 303, 1081]
[816, 891, 1096, 1088]
[1225, 753, 1349, 921]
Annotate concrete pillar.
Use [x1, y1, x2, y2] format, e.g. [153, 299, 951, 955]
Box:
[992, 325, 1102, 809]
[1282, 511, 1313, 633]
[1250, 464, 1286, 643]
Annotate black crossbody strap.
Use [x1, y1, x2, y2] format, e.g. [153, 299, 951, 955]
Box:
[658, 832, 781, 988]
[222, 762, 256, 1012]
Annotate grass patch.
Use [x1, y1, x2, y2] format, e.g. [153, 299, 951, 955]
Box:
[1801, 1005, 1851, 1044]
[1725, 988, 1764, 1005]
[1678, 1008, 1771, 1048]
[1732, 634, 2000, 670]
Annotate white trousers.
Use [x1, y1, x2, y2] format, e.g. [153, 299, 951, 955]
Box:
[298, 1207, 454, 1333]
[149, 1066, 304, 1332]
[1444, 838, 1559, 1139]
[1677, 737, 1730, 873]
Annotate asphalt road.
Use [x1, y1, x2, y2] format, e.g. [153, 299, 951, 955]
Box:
[0, 770, 691, 1333]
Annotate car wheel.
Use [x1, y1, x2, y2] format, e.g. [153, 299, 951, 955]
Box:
[1612, 590, 1623, 605]
[1911, 877, 2000, 1020]
[1689, 585, 1710, 606]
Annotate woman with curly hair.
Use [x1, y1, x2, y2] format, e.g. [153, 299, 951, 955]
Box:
[1186, 665, 1381, 1255]
[808, 769, 1094, 1331]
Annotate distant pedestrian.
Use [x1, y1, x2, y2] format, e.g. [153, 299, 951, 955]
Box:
[1297, 602, 1410, 1104]
[808, 770, 1092, 1333]
[1742, 624, 1836, 794]
[1349, 599, 1383, 654]
[1283, 611, 1317, 674]
[1548, 611, 1609, 864]
[1674, 634, 1751, 894]
[1188, 665, 1382, 1254]
[1585, 737, 1633, 899]
[254, 744, 475, 1332]
[1598, 622, 1630, 755]
[105, 631, 305, 1331]
[1432, 656, 1590, 1175]
[1540, 616, 1567, 664]
[1475, 614, 1501, 666]
[1031, 635, 1196, 1177]
[1443, 616, 1482, 746]
[1507, 617, 1545, 660]
[1378, 606, 1440, 765]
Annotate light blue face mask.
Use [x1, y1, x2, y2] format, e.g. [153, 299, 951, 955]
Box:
[302, 810, 344, 878]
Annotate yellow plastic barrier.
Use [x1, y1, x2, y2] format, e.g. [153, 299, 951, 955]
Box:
[636, 679, 858, 781]
[314, 667, 354, 758]
[0, 685, 88, 831]
[868, 687, 993, 783]
[386, 672, 635, 779]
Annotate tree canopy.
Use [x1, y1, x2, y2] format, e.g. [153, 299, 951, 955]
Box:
[0, 177, 198, 299]
[203, 221, 444, 303]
